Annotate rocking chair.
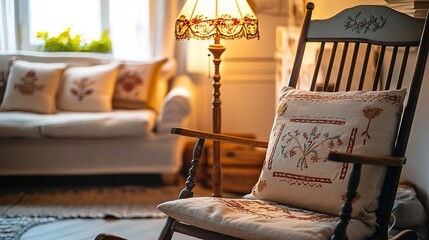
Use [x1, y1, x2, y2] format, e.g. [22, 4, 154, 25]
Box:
[97, 2, 429, 240]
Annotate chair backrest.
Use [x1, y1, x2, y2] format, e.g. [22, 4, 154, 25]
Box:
[288, 3, 429, 238]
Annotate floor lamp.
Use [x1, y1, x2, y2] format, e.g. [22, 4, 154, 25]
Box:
[175, 0, 259, 197]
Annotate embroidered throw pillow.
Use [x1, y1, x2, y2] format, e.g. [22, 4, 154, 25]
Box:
[112, 58, 168, 110]
[0, 60, 66, 114]
[249, 87, 406, 224]
[57, 62, 119, 112]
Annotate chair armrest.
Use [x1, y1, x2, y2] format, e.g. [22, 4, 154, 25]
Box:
[156, 75, 194, 133]
[328, 151, 406, 167]
[171, 127, 269, 148]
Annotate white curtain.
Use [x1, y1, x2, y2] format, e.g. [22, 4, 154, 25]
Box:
[109, 0, 178, 61]
[150, 0, 178, 59]
[109, 0, 151, 60]
[0, 0, 17, 51]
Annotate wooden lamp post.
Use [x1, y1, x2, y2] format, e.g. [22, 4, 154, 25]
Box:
[175, 0, 259, 197]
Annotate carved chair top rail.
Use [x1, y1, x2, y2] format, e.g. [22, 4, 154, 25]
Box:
[307, 5, 426, 46]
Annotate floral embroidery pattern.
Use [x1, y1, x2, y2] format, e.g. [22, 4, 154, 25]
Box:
[217, 198, 339, 222]
[361, 107, 383, 145]
[281, 127, 343, 170]
[344, 12, 386, 34]
[281, 178, 323, 188]
[14, 71, 44, 95]
[70, 78, 94, 101]
[117, 71, 144, 94]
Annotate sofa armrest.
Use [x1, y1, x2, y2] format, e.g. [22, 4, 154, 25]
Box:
[156, 74, 194, 133]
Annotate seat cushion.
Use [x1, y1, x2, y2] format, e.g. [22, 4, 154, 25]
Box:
[0, 111, 52, 137]
[41, 110, 156, 137]
[0, 110, 156, 138]
[157, 197, 374, 240]
[248, 87, 406, 224]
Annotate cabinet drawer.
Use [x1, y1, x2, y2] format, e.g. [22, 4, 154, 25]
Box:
[207, 148, 265, 167]
[206, 167, 261, 193]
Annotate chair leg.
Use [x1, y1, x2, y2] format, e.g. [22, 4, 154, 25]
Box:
[157, 217, 176, 240]
[331, 163, 362, 240]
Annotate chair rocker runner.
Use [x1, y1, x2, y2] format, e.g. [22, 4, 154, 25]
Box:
[97, 2, 429, 240]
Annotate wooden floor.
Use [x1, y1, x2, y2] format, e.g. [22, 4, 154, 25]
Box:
[1, 174, 200, 240]
[21, 218, 197, 240]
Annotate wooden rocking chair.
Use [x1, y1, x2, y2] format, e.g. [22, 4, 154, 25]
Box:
[96, 2, 429, 240]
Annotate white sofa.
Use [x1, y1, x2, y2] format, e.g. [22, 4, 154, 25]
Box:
[0, 51, 194, 184]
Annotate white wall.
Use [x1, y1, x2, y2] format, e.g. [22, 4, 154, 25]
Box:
[402, 61, 429, 216]
[309, 0, 386, 19]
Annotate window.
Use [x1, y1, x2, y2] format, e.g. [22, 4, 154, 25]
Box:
[19, 0, 109, 50]
[15, 0, 165, 61]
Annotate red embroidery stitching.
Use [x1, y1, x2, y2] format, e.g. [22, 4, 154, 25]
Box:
[217, 198, 339, 222]
[362, 107, 383, 145]
[339, 127, 358, 180]
[117, 71, 144, 93]
[290, 118, 345, 125]
[14, 70, 44, 95]
[277, 102, 288, 116]
[268, 124, 285, 170]
[70, 78, 94, 101]
[257, 179, 267, 192]
[281, 127, 342, 170]
[286, 91, 403, 106]
[273, 172, 332, 184]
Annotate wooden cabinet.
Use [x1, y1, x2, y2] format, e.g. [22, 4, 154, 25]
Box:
[181, 135, 266, 194]
[206, 146, 265, 194]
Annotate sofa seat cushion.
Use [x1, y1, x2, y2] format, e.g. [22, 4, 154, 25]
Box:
[0, 110, 156, 138]
[41, 110, 157, 138]
[157, 197, 374, 240]
[0, 111, 50, 137]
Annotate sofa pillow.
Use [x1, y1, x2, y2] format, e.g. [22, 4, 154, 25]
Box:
[0, 70, 7, 104]
[57, 62, 119, 112]
[112, 58, 167, 110]
[248, 87, 406, 224]
[0, 60, 66, 114]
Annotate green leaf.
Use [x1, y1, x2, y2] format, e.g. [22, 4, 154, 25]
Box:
[36, 27, 112, 53]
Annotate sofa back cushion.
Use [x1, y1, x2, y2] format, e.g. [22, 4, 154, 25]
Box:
[112, 58, 168, 110]
[57, 62, 119, 112]
[0, 60, 66, 114]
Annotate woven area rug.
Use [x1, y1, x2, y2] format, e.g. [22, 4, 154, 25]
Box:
[0, 185, 213, 240]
